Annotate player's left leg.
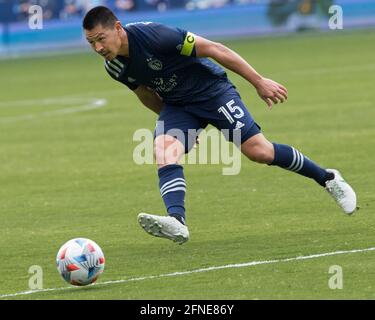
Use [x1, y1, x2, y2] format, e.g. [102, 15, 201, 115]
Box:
[191, 87, 356, 215]
[241, 133, 332, 185]
[240, 126, 357, 214]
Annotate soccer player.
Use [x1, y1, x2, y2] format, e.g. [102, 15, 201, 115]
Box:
[83, 6, 357, 245]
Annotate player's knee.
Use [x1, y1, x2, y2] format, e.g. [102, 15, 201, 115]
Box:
[154, 140, 171, 166]
[154, 135, 184, 167]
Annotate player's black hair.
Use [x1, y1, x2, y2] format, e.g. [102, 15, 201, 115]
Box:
[82, 6, 118, 30]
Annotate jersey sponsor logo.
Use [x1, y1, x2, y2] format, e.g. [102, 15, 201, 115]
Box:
[181, 31, 195, 56]
[147, 57, 163, 71]
[151, 74, 178, 93]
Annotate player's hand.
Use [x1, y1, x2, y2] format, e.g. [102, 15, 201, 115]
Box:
[254, 77, 288, 108]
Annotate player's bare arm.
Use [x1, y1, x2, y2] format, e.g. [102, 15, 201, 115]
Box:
[194, 35, 288, 108]
[134, 85, 164, 115]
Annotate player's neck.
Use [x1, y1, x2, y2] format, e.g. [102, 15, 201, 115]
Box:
[118, 28, 130, 57]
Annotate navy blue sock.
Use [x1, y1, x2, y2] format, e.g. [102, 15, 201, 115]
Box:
[158, 164, 186, 224]
[271, 143, 333, 186]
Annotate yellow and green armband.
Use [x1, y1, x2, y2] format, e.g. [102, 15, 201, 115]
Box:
[180, 32, 196, 56]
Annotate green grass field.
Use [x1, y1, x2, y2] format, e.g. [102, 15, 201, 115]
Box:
[0, 29, 374, 300]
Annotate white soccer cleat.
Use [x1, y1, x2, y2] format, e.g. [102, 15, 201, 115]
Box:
[137, 213, 189, 245]
[325, 169, 357, 215]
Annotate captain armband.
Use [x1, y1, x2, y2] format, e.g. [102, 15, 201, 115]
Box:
[180, 32, 196, 57]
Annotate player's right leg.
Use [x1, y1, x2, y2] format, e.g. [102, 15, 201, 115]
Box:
[138, 133, 190, 244]
[138, 105, 205, 244]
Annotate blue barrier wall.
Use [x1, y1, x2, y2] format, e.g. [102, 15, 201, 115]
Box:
[0, 0, 374, 57]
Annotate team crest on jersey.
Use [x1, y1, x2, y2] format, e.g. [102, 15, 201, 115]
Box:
[147, 57, 163, 71]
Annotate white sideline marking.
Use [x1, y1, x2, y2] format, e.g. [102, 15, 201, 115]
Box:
[0, 97, 107, 123]
[1, 246, 375, 299]
[0, 89, 126, 109]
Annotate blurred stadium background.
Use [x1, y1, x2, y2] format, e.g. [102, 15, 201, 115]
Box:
[1, 0, 375, 56]
[1, 0, 375, 300]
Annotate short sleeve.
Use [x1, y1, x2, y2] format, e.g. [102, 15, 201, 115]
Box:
[104, 60, 139, 91]
[129, 23, 197, 57]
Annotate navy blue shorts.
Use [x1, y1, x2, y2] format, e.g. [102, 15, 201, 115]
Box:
[155, 88, 261, 153]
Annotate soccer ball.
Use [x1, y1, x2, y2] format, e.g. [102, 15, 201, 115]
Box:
[56, 238, 105, 286]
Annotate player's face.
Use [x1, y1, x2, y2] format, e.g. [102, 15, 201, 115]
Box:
[85, 23, 122, 61]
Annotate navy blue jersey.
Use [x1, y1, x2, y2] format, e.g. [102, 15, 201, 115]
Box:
[104, 22, 234, 105]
